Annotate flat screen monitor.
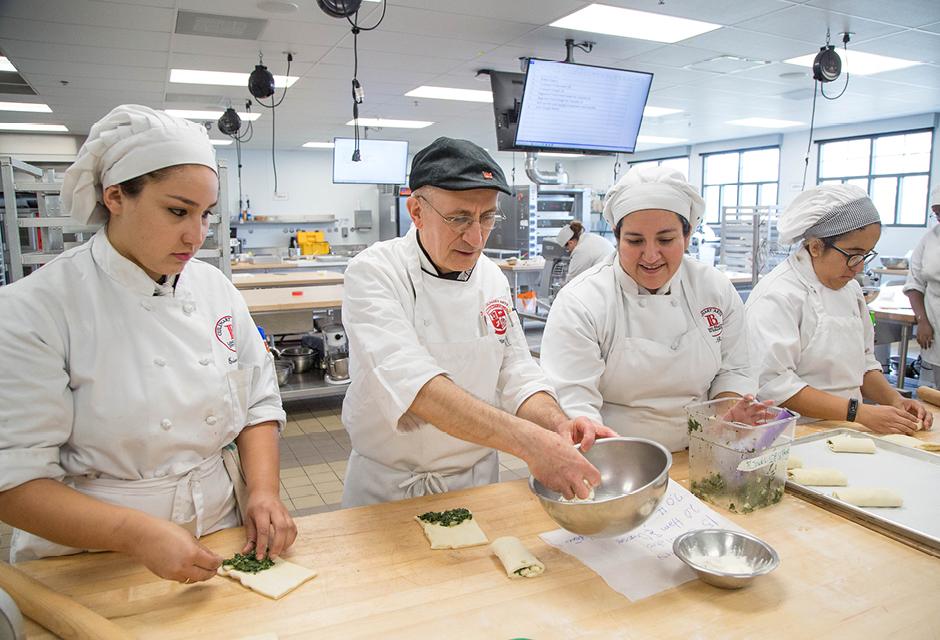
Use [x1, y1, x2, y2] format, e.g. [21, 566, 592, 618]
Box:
[332, 138, 408, 184]
[489, 70, 526, 152]
[514, 59, 653, 155]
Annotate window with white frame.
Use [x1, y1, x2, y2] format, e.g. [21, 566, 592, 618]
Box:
[817, 129, 934, 226]
[628, 155, 690, 180]
[701, 147, 780, 225]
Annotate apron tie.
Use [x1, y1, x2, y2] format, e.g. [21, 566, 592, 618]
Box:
[398, 471, 448, 499]
[170, 468, 207, 536]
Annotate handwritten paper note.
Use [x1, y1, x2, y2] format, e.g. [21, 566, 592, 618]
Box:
[540, 480, 747, 601]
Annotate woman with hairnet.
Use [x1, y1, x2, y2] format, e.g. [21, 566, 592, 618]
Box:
[540, 166, 763, 452]
[0, 105, 296, 581]
[554, 220, 615, 284]
[903, 184, 940, 388]
[746, 184, 932, 434]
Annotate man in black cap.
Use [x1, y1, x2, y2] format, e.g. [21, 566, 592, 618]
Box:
[340, 137, 616, 507]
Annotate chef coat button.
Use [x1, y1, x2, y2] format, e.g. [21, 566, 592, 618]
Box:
[160, 418, 172, 430]
[154, 357, 166, 367]
[205, 415, 218, 425]
[671, 299, 679, 307]
[199, 357, 211, 366]
[183, 302, 195, 315]
[141, 301, 153, 311]
[638, 299, 646, 308]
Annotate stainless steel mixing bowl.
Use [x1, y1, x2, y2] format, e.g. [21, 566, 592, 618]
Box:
[673, 528, 779, 589]
[279, 346, 316, 374]
[529, 437, 672, 537]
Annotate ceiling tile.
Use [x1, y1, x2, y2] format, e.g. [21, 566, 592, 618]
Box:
[804, 0, 940, 28]
[733, 4, 904, 44]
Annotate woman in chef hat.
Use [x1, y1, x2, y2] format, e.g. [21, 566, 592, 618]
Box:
[0, 105, 296, 581]
[903, 183, 940, 388]
[554, 220, 615, 284]
[540, 165, 765, 452]
[746, 183, 932, 434]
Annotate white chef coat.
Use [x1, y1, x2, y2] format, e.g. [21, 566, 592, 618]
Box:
[566, 232, 615, 284]
[745, 250, 881, 404]
[0, 228, 285, 562]
[340, 227, 554, 507]
[540, 256, 755, 452]
[903, 225, 940, 365]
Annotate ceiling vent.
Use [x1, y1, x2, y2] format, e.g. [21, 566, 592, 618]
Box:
[684, 55, 770, 74]
[175, 11, 267, 40]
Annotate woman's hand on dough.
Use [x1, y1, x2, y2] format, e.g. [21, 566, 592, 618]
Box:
[129, 516, 222, 583]
[857, 404, 919, 434]
[241, 489, 298, 560]
[894, 397, 933, 431]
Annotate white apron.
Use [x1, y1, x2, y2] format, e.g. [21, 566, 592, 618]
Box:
[598, 275, 721, 452]
[10, 455, 238, 562]
[919, 244, 940, 366]
[341, 256, 506, 507]
[791, 270, 868, 401]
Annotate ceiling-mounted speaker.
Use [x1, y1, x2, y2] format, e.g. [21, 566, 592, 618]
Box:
[217, 108, 242, 136]
[812, 45, 842, 83]
[316, 0, 363, 18]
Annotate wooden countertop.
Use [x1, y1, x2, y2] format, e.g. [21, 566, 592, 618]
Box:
[232, 258, 349, 272]
[240, 284, 344, 313]
[18, 421, 940, 639]
[872, 268, 909, 277]
[869, 285, 915, 324]
[232, 271, 344, 289]
[495, 259, 545, 272]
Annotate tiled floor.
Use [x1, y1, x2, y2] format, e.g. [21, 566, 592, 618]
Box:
[0, 397, 531, 563]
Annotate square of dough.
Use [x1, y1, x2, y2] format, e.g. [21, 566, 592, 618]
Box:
[218, 557, 317, 599]
[415, 513, 489, 549]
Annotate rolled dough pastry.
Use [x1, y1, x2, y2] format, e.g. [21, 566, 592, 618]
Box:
[787, 468, 848, 486]
[827, 434, 876, 454]
[490, 536, 545, 579]
[217, 558, 317, 599]
[415, 512, 489, 549]
[880, 434, 926, 448]
[786, 456, 803, 470]
[831, 488, 903, 507]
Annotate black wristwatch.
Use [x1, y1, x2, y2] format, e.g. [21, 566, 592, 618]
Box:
[847, 398, 859, 422]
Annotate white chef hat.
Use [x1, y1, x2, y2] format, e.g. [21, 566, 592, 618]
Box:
[62, 104, 217, 225]
[555, 224, 576, 246]
[777, 183, 881, 245]
[930, 182, 940, 207]
[602, 165, 704, 232]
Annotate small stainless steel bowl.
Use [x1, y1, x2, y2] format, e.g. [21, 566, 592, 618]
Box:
[529, 437, 672, 537]
[273, 360, 293, 386]
[673, 528, 779, 589]
[279, 346, 315, 373]
[879, 256, 908, 270]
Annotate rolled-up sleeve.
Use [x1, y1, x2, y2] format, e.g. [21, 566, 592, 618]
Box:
[497, 308, 556, 415]
[231, 287, 286, 431]
[902, 233, 928, 295]
[343, 257, 447, 430]
[539, 291, 606, 424]
[0, 292, 71, 492]
[746, 291, 808, 404]
[709, 283, 757, 398]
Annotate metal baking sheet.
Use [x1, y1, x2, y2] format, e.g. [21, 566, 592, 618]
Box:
[787, 428, 940, 554]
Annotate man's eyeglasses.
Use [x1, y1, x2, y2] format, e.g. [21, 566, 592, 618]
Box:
[829, 244, 878, 268]
[416, 195, 504, 233]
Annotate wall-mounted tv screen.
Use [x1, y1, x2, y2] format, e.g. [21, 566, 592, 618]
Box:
[332, 138, 408, 184]
[514, 59, 653, 155]
[489, 70, 526, 152]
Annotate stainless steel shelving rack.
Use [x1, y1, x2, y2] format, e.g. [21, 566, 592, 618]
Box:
[0, 156, 232, 284]
[718, 204, 783, 286]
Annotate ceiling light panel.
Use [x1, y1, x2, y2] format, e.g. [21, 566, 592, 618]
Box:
[636, 135, 687, 144]
[727, 117, 803, 128]
[164, 109, 261, 121]
[0, 57, 17, 72]
[643, 106, 683, 117]
[550, 4, 721, 44]
[170, 69, 298, 88]
[210, 139, 234, 145]
[345, 118, 433, 129]
[0, 101, 52, 113]
[783, 50, 921, 75]
[405, 86, 494, 103]
[0, 123, 69, 132]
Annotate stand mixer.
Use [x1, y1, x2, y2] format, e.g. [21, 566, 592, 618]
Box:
[321, 323, 350, 385]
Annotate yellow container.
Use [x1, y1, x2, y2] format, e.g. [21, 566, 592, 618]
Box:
[297, 231, 325, 243]
[297, 231, 330, 256]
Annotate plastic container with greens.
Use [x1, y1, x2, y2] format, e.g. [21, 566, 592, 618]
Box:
[686, 398, 798, 514]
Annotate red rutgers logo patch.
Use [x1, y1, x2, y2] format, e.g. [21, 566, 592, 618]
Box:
[700, 306, 723, 339]
[215, 315, 237, 352]
[484, 299, 511, 336]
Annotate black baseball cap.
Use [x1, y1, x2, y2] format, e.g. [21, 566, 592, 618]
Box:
[409, 137, 511, 195]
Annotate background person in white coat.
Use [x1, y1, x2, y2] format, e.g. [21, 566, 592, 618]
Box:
[746, 184, 932, 434]
[555, 221, 615, 284]
[340, 137, 616, 507]
[904, 183, 940, 387]
[0, 105, 295, 581]
[540, 166, 761, 453]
